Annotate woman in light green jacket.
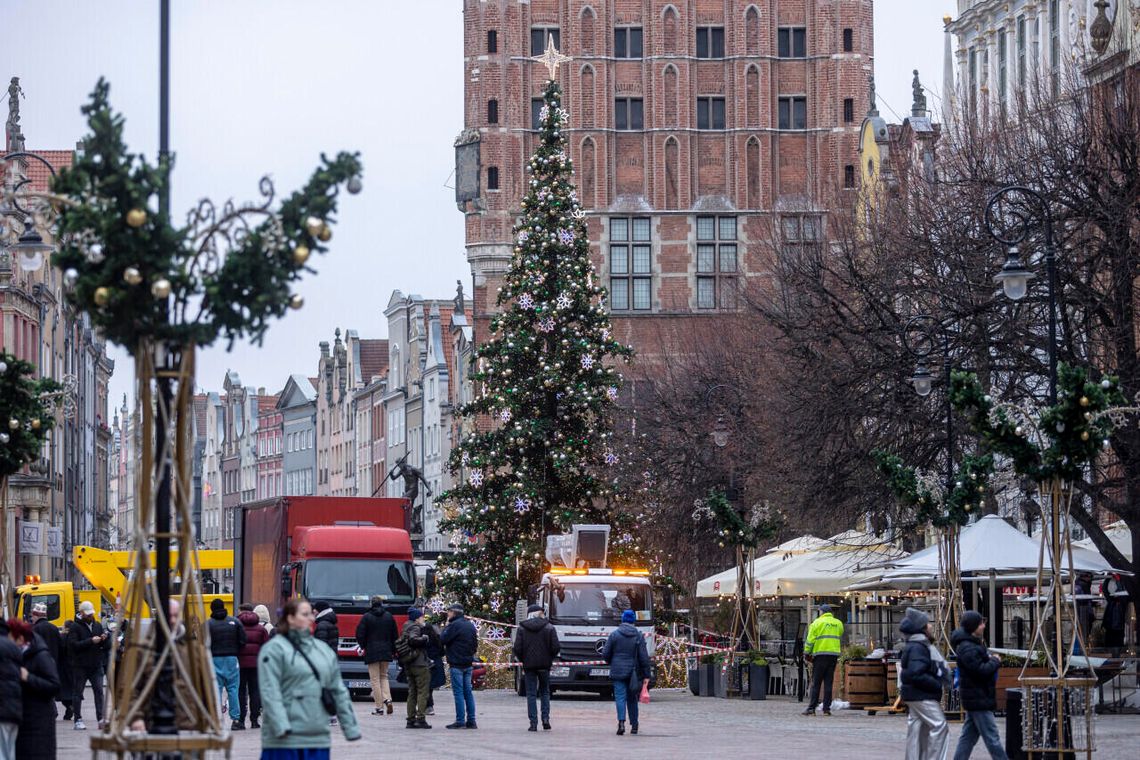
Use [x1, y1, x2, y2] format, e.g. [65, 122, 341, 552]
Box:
[258, 598, 361, 758]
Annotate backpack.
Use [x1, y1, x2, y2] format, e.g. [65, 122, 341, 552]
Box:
[395, 632, 414, 666]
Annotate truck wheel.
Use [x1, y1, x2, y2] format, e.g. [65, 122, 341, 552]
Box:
[516, 668, 527, 697]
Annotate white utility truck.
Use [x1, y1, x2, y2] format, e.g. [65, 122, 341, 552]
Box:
[514, 524, 656, 696]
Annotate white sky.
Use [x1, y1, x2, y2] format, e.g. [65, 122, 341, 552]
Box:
[2, 0, 956, 408]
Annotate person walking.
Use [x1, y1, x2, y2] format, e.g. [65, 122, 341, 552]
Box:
[313, 601, 339, 651]
[254, 604, 275, 638]
[68, 600, 109, 730]
[512, 603, 561, 732]
[257, 597, 360, 756]
[58, 619, 74, 720]
[207, 598, 246, 730]
[355, 595, 397, 716]
[602, 609, 651, 736]
[0, 619, 23, 760]
[8, 618, 59, 760]
[801, 603, 844, 716]
[397, 608, 432, 729]
[1102, 577, 1127, 657]
[424, 618, 446, 717]
[951, 611, 1007, 760]
[28, 603, 65, 722]
[237, 603, 270, 730]
[900, 607, 950, 760]
[440, 603, 478, 730]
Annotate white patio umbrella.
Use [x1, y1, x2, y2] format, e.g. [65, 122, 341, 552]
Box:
[1074, 520, 1132, 563]
[751, 531, 906, 597]
[694, 535, 826, 598]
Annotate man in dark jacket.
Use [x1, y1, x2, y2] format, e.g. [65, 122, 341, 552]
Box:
[952, 612, 1007, 760]
[69, 601, 110, 730]
[9, 617, 60, 760]
[512, 603, 561, 732]
[0, 618, 23, 757]
[29, 602, 65, 719]
[313, 601, 339, 650]
[603, 609, 651, 735]
[236, 604, 270, 729]
[440, 603, 479, 729]
[355, 595, 398, 716]
[207, 598, 246, 730]
[400, 608, 432, 729]
[899, 607, 948, 760]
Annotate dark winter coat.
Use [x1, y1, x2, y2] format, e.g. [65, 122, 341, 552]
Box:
[951, 628, 1000, 712]
[602, 622, 650, 683]
[900, 634, 944, 703]
[32, 617, 61, 663]
[238, 610, 271, 669]
[57, 620, 74, 702]
[425, 624, 446, 689]
[440, 615, 479, 668]
[512, 616, 561, 671]
[68, 616, 111, 671]
[399, 621, 431, 669]
[15, 634, 60, 760]
[314, 608, 339, 651]
[0, 635, 22, 725]
[207, 609, 247, 658]
[355, 603, 399, 664]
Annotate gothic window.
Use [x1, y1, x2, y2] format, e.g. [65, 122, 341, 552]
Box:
[662, 6, 678, 55]
[745, 6, 761, 56]
[664, 136, 679, 210]
[663, 65, 678, 126]
[580, 7, 596, 55]
[746, 137, 761, 208]
[746, 65, 760, 127]
[580, 137, 597, 207]
[580, 65, 595, 128]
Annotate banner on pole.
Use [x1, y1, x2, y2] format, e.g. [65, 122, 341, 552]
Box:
[19, 521, 45, 554]
[46, 527, 63, 558]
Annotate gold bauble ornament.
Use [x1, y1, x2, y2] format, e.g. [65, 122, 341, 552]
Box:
[317, 225, 332, 242]
[1081, 431, 1090, 441]
[30, 418, 41, 430]
[305, 216, 324, 236]
[151, 278, 172, 299]
[126, 208, 147, 227]
[1080, 396, 1090, 407]
[123, 267, 143, 285]
[8, 418, 19, 430]
[293, 245, 311, 266]
[94, 287, 111, 307]
[289, 294, 305, 310]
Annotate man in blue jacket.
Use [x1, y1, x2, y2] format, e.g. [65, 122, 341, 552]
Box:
[440, 603, 479, 730]
[952, 611, 1007, 760]
[602, 609, 650, 736]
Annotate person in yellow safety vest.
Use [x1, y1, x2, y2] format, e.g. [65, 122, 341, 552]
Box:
[801, 604, 844, 716]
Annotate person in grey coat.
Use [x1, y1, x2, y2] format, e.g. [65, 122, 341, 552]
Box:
[899, 607, 949, 760]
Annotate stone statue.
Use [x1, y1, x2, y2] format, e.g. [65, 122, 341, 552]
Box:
[6, 77, 24, 150]
[868, 74, 877, 114]
[455, 279, 465, 315]
[911, 70, 927, 115]
[388, 452, 433, 506]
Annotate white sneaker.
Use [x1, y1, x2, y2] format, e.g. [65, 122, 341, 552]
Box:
[74, 720, 87, 730]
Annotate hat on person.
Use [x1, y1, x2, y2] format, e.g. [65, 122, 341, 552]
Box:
[313, 600, 330, 612]
[899, 606, 930, 635]
[210, 598, 226, 613]
[526, 603, 544, 614]
[448, 603, 465, 614]
[239, 602, 254, 612]
[621, 609, 637, 624]
[961, 610, 985, 635]
[79, 600, 96, 615]
[407, 607, 423, 621]
[818, 604, 832, 614]
[31, 602, 48, 616]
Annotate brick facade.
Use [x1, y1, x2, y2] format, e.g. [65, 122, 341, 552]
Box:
[459, 0, 872, 359]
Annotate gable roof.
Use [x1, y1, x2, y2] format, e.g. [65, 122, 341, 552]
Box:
[276, 374, 318, 411]
[358, 338, 388, 384]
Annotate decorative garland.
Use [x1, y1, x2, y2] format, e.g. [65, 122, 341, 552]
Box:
[694, 490, 782, 549]
[873, 449, 995, 527]
[0, 353, 59, 479]
[48, 80, 362, 352]
[949, 364, 1124, 483]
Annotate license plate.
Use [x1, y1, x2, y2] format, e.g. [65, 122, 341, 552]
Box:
[550, 666, 570, 678]
[589, 668, 610, 677]
[346, 680, 371, 689]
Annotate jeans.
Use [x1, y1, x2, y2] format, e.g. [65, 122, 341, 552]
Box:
[807, 655, 837, 711]
[405, 666, 430, 722]
[367, 660, 392, 708]
[238, 666, 260, 723]
[613, 676, 640, 725]
[0, 722, 16, 760]
[449, 666, 476, 723]
[524, 668, 551, 725]
[72, 664, 105, 722]
[954, 710, 1008, 760]
[213, 656, 240, 720]
[905, 699, 950, 760]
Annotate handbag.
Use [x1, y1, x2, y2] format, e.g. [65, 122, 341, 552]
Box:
[288, 636, 339, 716]
[639, 681, 651, 704]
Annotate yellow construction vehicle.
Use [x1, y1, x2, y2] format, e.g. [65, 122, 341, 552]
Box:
[14, 545, 234, 628]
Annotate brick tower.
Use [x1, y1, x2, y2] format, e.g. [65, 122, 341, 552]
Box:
[456, 0, 873, 360]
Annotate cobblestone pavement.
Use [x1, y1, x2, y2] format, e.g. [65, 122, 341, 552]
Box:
[57, 688, 1139, 758]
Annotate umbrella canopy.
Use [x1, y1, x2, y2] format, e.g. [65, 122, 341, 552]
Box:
[694, 535, 826, 598]
[752, 531, 906, 597]
[1074, 520, 1132, 563]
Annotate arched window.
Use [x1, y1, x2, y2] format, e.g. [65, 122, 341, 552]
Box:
[663, 65, 678, 126]
[745, 65, 760, 127]
[744, 6, 761, 56]
[662, 6, 678, 55]
[487, 98, 499, 124]
[664, 136, 679, 210]
[580, 65, 596, 128]
[580, 6, 596, 55]
[580, 137, 597, 207]
[746, 137, 761, 208]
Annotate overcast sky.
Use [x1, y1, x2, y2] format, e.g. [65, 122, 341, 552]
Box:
[3, 0, 956, 409]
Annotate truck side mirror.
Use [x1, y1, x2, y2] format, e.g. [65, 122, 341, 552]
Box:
[424, 568, 437, 596]
[281, 566, 293, 598]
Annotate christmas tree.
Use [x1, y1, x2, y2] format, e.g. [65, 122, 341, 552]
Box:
[438, 78, 632, 618]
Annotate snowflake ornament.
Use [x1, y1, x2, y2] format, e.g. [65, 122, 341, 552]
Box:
[606, 386, 619, 401]
[513, 496, 531, 514]
[580, 354, 594, 369]
[539, 105, 550, 122]
[571, 206, 586, 221]
[469, 469, 484, 487]
[538, 317, 555, 333]
[556, 293, 572, 310]
[604, 449, 618, 466]
[518, 292, 535, 309]
[486, 626, 507, 641]
[461, 451, 470, 465]
[427, 598, 446, 614]
[557, 228, 575, 245]
[499, 408, 512, 423]
[601, 328, 611, 342]
[557, 107, 570, 122]
[517, 230, 529, 243]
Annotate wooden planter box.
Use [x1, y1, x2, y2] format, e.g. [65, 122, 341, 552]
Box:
[845, 659, 887, 707]
[886, 661, 898, 701]
[995, 666, 1050, 713]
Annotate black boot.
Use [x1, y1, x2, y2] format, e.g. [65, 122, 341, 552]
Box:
[616, 720, 625, 735]
[630, 724, 639, 735]
[528, 722, 538, 732]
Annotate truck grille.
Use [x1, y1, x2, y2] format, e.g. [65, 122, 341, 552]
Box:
[557, 640, 607, 662]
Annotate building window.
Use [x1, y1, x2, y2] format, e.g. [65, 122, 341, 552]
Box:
[614, 27, 643, 58]
[609, 217, 651, 311]
[614, 98, 644, 130]
[968, 48, 977, 113]
[487, 30, 497, 53]
[998, 30, 1008, 111]
[843, 97, 854, 124]
[696, 97, 726, 130]
[843, 164, 855, 189]
[842, 28, 853, 53]
[1016, 16, 1026, 89]
[1048, 0, 1059, 97]
[777, 96, 807, 130]
[777, 27, 807, 58]
[696, 216, 738, 310]
[531, 27, 560, 56]
[487, 99, 498, 124]
[781, 215, 822, 265]
[531, 97, 544, 130]
[486, 166, 499, 191]
[696, 26, 725, 59]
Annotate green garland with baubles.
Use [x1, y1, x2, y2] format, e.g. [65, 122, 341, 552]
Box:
[873, 449, 995, 527]
[948, 363, 1125, 483]
[702, 490, 783, 549]
[0, 354, 59, 479]
[49, 80, 362, 352]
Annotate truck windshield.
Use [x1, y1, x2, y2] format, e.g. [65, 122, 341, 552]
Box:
[548, 582, 652, 625]
[303, 559, 416, 604]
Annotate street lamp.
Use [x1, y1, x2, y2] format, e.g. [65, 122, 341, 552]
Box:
[710, 416, 730, 448]
[909, 361, 934, 398]
[1, 150, 64, 273]
[993, 245, 1035, 302]
[14, 226, 51, 271]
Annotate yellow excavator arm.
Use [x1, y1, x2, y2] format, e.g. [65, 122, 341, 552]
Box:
[72, 545, 233, 608]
